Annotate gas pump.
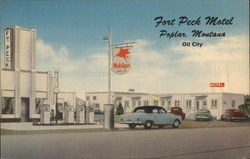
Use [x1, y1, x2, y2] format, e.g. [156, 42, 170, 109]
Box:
[76, 105, 85, 124]
[89, 106, 95, 124]
[64, 104, 74, 124]
[40, 104, 50, 124]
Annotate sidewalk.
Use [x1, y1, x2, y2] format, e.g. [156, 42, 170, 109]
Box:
[1, 122, 127, 131]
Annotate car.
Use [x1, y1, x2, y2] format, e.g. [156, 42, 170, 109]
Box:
[170, 107, 186, 120]
[120, 106, 182, 129]
[195, 109, 213, 121]
[221, 109, 247, 121]
[94, 110, 104, 115]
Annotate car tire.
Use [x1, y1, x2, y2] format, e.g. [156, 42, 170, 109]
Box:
[144, 121, 153, 129]
[172, 119, 181, 128]
[129, 124, 136, 129]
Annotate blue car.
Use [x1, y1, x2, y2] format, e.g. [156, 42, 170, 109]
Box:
[120, 106, 182, 129]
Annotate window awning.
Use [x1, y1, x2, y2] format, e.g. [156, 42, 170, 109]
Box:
[160, 96, 172, 100]
[131, 97, 141, 101]
[195, 96, 207, 100]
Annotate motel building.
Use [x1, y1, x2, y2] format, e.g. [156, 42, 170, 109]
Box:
[86, 89, 245, 120]
[0, 26, 83, 122]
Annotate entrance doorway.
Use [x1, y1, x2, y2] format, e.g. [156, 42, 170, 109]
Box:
[21, 98, 30, 122]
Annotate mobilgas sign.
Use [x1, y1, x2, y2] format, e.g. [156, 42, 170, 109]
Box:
[112, 47, 131, 74]
[4, 29, 12, 69]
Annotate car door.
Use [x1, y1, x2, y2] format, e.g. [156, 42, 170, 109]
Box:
[152, 108, 170, 125]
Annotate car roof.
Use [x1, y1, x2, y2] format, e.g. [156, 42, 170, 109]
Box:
[133, 106, 166, 112]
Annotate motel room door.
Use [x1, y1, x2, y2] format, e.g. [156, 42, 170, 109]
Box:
[21, 98, 30, 122]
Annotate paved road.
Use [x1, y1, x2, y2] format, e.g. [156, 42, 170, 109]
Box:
[2, 127, 250, 159]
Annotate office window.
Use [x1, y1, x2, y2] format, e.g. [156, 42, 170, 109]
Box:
[93, 96, 97, 100]
[35, 98, 46, 114]
[95, 104, 100, 110]
[86, 96, 90, 101]
[2, 97, 14, 114]
[231, 100, 236, 108]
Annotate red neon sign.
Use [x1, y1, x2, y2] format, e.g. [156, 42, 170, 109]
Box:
[209, 83, 225, 87]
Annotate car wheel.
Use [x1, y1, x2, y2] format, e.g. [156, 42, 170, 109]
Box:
[128, 124, 136, 129]
[144, 121, 153, 129]
[172, 119, 181, 128]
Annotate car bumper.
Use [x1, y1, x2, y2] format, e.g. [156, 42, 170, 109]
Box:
[232, 117, 246, 120]
[195, 116, 210, 120]
[120, 121, 144, 124]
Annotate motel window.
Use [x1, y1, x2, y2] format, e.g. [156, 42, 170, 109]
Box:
[138, 101, 141, 106]
[132, 101, 136, 107]
[125, 101, 129, 107]
[175, 100, 180, 107]
[154, 100, 158, 106]
[231, 100, 236, 108]
[144, 100, 148, 106]
[93, 96, 97, 100]
[161, 101, 165, 106]
[211, 100, 218, 109]
[35, 98, 46, 114]
[186, 100, 192, 109]
[189, 100, 192, 108]
[196, 101, 200, 110]
[2, 97, 14, 114]
[203, 100, 207, 106]
[167, 100, 171, 107]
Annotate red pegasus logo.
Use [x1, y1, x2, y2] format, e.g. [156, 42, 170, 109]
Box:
[116, 48, 129, 61]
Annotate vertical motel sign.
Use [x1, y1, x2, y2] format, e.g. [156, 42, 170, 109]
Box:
[4, 29, 12, 69]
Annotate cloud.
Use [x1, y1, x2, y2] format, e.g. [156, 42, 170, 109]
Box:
[36, 39, 87, 73]
[170, 36, 249, 94]
[36, 36, 249, 99]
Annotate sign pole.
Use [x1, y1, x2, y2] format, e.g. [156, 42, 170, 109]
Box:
[108, 27, 112, 104]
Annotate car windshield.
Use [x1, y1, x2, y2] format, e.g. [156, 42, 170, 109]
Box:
[198, 110, 209, 113]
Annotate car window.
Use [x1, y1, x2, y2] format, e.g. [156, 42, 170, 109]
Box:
[152, 109, 158, 113]
[159, 108, 166, 113]
[135, 109, 145, 113]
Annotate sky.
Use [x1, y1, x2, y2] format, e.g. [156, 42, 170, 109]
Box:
[0, 0, 249, 98]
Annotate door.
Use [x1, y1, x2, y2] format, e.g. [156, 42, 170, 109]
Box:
[21, 98, 30, 122]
